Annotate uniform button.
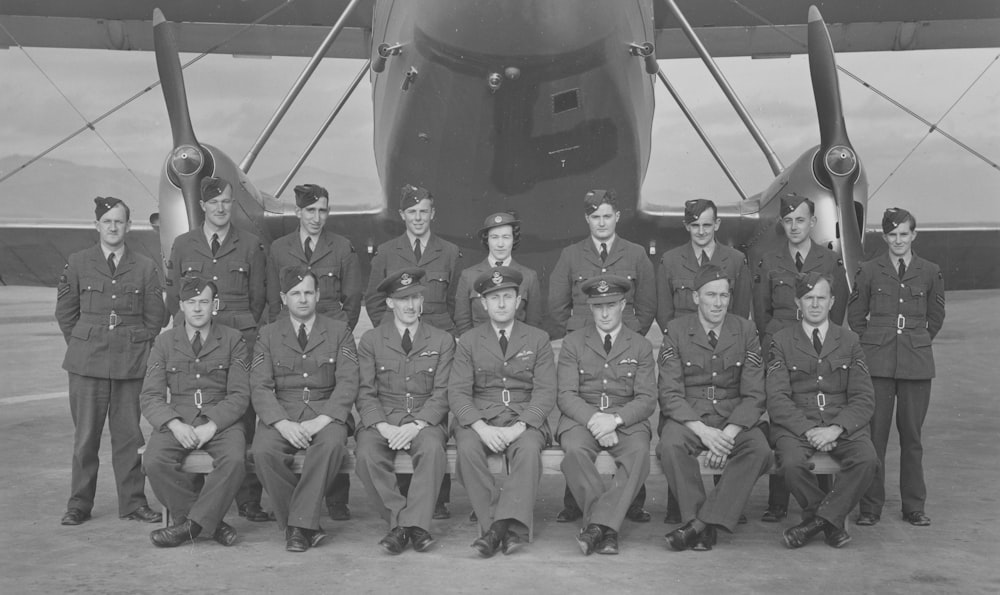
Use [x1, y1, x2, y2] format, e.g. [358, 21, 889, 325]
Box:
[603, 379, 608, 383]
[712, 399, 718, 404]
[213, 259, 218, 264]
[712, 372, 717, 377]
[195, 373, 201, 379]
[711, 355, 717, 359]
[601, 268, 607, 273]
[406, 392, 411, 397]
[303, 372, 309, 378]
[111, 294, 116, 299]
[897, 329, 903, 335]
[380, 366, 385, 370]
[818, 376, 823, 381]
[213, 276, 218, 281]
[502, 378, 507, 382]
[302, 354, 307, 359]
[503, 362, 508, 366]
[817, 358, 822, 363]
[195, 358, 200, 363]
[900, 283, 905, 288]
[111, 280, 116, 284]
[899, 299, 903, 303]
[604, 363, 609, 368]
[406, 376, 411, 381]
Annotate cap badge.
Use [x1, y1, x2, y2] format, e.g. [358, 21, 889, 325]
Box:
[494, 215, 503, 224]
[492, 271, 503, 285]
[400, 273, 412, 286]
[597, 280, 610, 293]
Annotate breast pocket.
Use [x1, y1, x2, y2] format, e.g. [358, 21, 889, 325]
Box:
[424, 270, 449, 309]
[317, 352, 339, 384]
[616, 362, 637, 392]
[180, 261, 204, 276]
[903, 285, 927, 314]
[205, 358, 231, 384]
[376, 359, 402, 393]
[412, 361, 437, 393]
[872, 282, 898, 313]
[165, 361, 190, 394]
[120, 284, 143, 314]
[769, 273, 797, 308]
[229, 261, 250, 294]
[80, 279, 105, 312]
[824, 356, 851, 390]
[670, 277, 694, 310]
[314, 266, 342, 300]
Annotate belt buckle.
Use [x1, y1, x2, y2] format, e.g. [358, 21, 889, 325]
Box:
[816, 392, 826, 411]
[108, 310, 119, 330]
[599, 393, 609, 411]
[405, 395, 414, 413]
[706, 386, 716, 403]
[194, 389, 203, 410]
[897, 314, 906, 330]
[501, 389, 511, 406]
[302, 387, 311, 403]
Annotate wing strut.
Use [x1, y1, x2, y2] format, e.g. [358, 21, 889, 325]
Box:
[239, 0, 365, 173]
[662, 0, 783, 176]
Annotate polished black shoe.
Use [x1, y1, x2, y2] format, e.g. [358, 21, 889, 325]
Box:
[471, 530, 503, 558]
[692, 525, 717, 552]
[285, 526, 310, 553]
[150, 518, 201, 547]
[576, 524, 604, 556]
[61, 509, 91, 526]
[904, 511, 931, 526]
[432, 502, 451, 520]
[783, 518, 827, 549]
[556, 507, 583, 523]
[626, 505, 651, 523]
[327, 502, 351, 521]
[238, 502, 271, 522]
[123, 505, 163, 523]
[665, 521, 701, 551]
[823, 524, 852, 548]
[501, 531, 523, 555]
[212, 521, 238, 546]
[761, 506, 787, 523]
[379, 526, 409, 555]
[596, 530, 619, 555]
[855, 512, 880, 526]
[408, 526, 435, 553]
[308, 527, 327, 548]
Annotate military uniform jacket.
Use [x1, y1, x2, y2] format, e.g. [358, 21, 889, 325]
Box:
[454, 258, 543, 335]
[56, 243, 166, 379]
[449, 321, 556, 432]
[166, 226, 266, 332]
[140, 323, 250, 431]
[266, 228, 362, 328]
[657, 313, 765, 430]
[655, 242, 751, 329]
[765, 324, 874, 439]
[754, 241, 849, 338]
[365, 233, 461, 333]
[547, 236, 656, 339]
[250, 314, 359, 427]
[847, 252, 945, 379]
[556, 325, 657, 437]
[356, 321, 454, 428]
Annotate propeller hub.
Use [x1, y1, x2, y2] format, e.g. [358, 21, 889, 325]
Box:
[170, 144, 204, 176]
[824, 145, 857, 177]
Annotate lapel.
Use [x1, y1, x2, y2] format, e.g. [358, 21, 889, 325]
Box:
[607, 328, 631, 362]
[504, 321, 529, 361]
[580, 238, 603, 268]
[685, 243, 708, 271]
[172, 324, 197, 359]
[114, 245, 136, 279]
[876, 253, 897, 280]
[89, 245, 113, 279]
[420, 234, 444, 266]
[379, 322, 407, 357]
[281, 318, 304, 355]
[310, 230, 334, 263]
[793, 324, 817, 359]
[393, 234, 418, 266]
[410, 322, 433, 356]
[189, 228, 215, 259]
[819, 324, 841, 359]
[901, 254, 922, 283]
[603, 237, 626, 267]
[477, 323, 505, 361]
[687, 317, 714, 352]
[284, 232, 309, 265]
[196, 323, 223, 359]
[585, 326, 608, 360]
[714, 315, 738, 354]
[776, 247, 797, 274]
[802, 241, 826, 273]
[304, 318, 327, 353]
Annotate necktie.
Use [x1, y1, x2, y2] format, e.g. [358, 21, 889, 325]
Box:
[211, 233, 220, 256]
[812, 328, 823, 355]
[600, 242, 608, 262]
[297, 323, 308, 350]
[495, 261, 503, 268]
[401, 328, 412, 354]
[192, 330, 202, 356]
[700, 250, 709, 266]
[708, 330, 718, 349]
[898, 258, 906, 279]
[107, 252, 116, 276]
[795, 251, 804, 272]
[604, 333, 612, 354]
[304, 237, 313, 261]
[413, 239, 422, 262]
[499, 329, 508, 355]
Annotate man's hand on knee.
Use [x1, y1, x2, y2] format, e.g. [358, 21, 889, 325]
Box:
[274, 419, 311, 449]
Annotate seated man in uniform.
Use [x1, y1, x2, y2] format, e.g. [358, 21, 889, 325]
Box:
[768, 273, 877, 548]
[557, 275, 656, 555]
[355, 268, 454, 554]
[250, 266, 359, 552]
[657, 265, 771, 551]
[140, 276, 250, 547]
[450, 266, 556, 558]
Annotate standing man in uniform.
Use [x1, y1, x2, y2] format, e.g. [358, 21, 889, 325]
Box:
[548, 189, 656, 523]
[57, 196, 165, 526]
[849, 208, 945, 527]
[654, 198, 752, 523]
[355, 269, 454, 554]
[450, 267, 556, 558]
[766, 273, 878, 549]
[754, 193, 849, 523]
[140, 277, 250, 547]
[658, 265, 771, 552]
[365, 184, 462, 518]
[267, 182, 362, 521]
[250, 267, 359, 552]
[557, 275, 657, 556]
[165, 176, 270, 522]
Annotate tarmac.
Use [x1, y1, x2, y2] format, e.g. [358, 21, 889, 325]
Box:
[0, 285, 997, 594]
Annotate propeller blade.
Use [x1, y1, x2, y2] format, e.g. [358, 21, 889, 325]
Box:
[808, 6, 849, 150]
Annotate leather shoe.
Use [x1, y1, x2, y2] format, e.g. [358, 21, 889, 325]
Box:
[150, 518, 201, 547]
[239, 502, 272, 522]
[761, 506, 787, 523]
[471, 530, 502, 558]
[596, 530, 619, 555]
[556, 507, 582, 523]
[823, 525, 852, 548]
[123, 505, 162, 523]
[904, 511, 931, 526]
[855, 512, 880, 526]
[308, 527, 327, 548]
[379, 526, 409, 555]
[692, 525, 717, 552]
[576, 524, 604, 555]
[327, 502, 351, 521]
[432, 503, 451, 520]
[285, 527, 310, 553]
[501, 531, 523, 555]
[408, 526, 435, 553]
[61, 509, 90, 526]
[211, 521, 238, 546]
[783, 518, 827, 549]
[625, 505, 651, 523]
[665, 521, 701, 551]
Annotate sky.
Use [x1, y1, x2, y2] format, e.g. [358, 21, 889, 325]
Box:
[0, 42, 997, 225]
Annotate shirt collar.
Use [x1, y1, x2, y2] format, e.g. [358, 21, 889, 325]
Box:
[699, 317, 724, 339]
[204, 223, 230, 245]
[100, 245, 124, 262]
[592, 235, 616, 254]
[691, 241, 716, 261]
[599, 324, 623, 347]
[299, 226, 320, 248]
[289, 314, 317, 337]
[394, 319, 420, 338]
[491, 321, 514, 342]
[406, 231, 431, 250]
[489, 256, 511, 267]
[186, 321, 212, 344]
[789, 241, 812, 261]
[802, 319, 830, 343]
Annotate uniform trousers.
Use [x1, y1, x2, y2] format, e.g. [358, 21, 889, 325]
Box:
[560, 426, 650, 533]
[862, 377, 932, 515]
[657, 419, 771, 532]
[454, 425, 545, 540]
[143, 424, 246, 533]
[232, 331, 263, 508]
[252, 420, 348, 530]
[774, 433, 877, 529]
[355, 425, 447, 530]
[67, 373, 147, 516]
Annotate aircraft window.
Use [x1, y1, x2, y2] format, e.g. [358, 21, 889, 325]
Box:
[552, 89, 580, 114]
